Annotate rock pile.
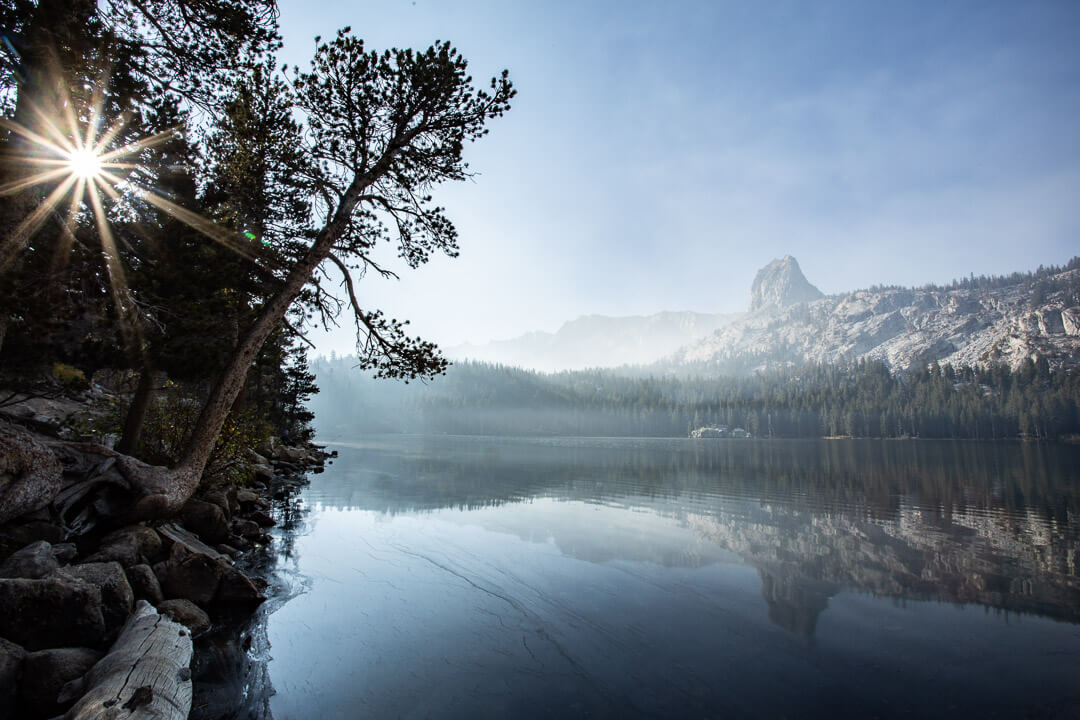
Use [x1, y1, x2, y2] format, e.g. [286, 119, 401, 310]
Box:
[0, 400, 331, 719]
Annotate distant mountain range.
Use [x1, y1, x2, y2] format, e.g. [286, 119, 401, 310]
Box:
[446, 311, 740, 372]
[446, 256, 1080, 375]
[672, 255, 1080, 374]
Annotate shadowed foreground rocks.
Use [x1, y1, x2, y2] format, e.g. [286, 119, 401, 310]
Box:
[0, 405, 330, 718]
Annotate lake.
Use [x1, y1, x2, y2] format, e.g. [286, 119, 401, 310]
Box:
[255, 436, 1080, 719]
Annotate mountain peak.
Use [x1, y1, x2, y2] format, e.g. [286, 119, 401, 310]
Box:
[749, 256, 824, 312]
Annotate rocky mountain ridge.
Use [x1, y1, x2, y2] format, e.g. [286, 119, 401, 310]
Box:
[749, 255, 824, 312]
[672, 257, 1080, 374]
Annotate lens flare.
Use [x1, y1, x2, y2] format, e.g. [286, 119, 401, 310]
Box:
[65, 147, 103, 179]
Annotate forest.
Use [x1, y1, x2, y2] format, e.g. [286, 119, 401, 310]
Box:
[312, 355, 1080, 440]
[0, 0, 513, 516]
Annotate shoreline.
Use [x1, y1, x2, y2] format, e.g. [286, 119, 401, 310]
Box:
[0, 390, 330, 719]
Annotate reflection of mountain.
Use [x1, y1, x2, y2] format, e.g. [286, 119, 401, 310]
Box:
[318, 437, 1080, 632]
[683, 497, 1080, 633]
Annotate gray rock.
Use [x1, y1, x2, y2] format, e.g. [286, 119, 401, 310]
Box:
[749, 255, 824, 313]
[201, 489, 232, 521]
[248, 510, 276, 528]
[0, 637, 26, 719]
[215, 544, 240, 557]
[126, 563, 164, 605]
[276, 445, 309, 464]
[151, 560, 169, 587]
[213, 567, 265, 615]
[676, 260, 1080, 374]
[83, 524, 162, 567]
[162, 544, 225, 607]
[250, 461, 274, 483]
[230, 518, 261, 539]
[234, 489, 261, 506]
[157, 598, 211, 635]
[58, 562, 134, 635]
[180, 498, 230, 544]
[19, 647, 101, 717]
[0, 540, 59, 579]
[52, 543, 78, 564]
[0, 575, 105, 649]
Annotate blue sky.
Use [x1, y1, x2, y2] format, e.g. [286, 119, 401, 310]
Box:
[276, 0, 1080, 353]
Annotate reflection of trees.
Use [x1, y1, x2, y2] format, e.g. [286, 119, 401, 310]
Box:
[190, 483, 312, 720]
[318, 438, 1080, 631]
[321, 438, 1080, 523]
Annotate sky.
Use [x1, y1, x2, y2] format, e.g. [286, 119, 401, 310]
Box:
[274, 0, 1080, 355]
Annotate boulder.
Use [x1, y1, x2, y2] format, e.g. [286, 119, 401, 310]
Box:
[82, 524, 162, 567]
[58, 562, 134, 636]
[19, 647, 101, 717]
[126, 564, 164, 605]
[0, 575, 105, 649]
[213, 567, 265, 616]
[201, 489, 232, 521]
[157, 599, 211, 636]
[52, 543, 78, 564]
[0, 637, 25, 719]
[255, 439, 279, 460]
[250, 461, 274, 483]
[180, 498, 230, 544]
[0, 540, 59, 579]
[277, 445, 309, 464]
[162, 544, 225, 607]
[0, 422, 63, 524]
[215, 544, 240, 557]
[230, 518, 261, 540]
[234, 488, 262, 507]
[248, 510, 276, 528]
[0, 519, 65, 561]
[152, 560, 169, 587]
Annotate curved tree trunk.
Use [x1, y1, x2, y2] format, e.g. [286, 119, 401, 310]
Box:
[131, 173, 375, 520]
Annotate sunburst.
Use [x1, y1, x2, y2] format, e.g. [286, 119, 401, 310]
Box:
[0, 77, 264, 342]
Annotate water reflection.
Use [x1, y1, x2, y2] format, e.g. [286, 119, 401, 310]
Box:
[312, 437, 1080, 629]
[265, 437, 1080, 719]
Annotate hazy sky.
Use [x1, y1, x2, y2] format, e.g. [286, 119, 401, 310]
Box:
[275, 0, 1080, 354]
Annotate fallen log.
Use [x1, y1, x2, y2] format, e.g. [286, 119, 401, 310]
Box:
[64, 600, 193, 720]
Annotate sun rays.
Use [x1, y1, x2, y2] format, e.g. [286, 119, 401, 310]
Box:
[0, 71, 268, 347]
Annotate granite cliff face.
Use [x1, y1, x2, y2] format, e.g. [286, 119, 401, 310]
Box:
[674, 258, 1080, 373]
[748, 255, 824, 312]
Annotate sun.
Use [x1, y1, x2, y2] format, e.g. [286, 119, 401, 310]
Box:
[66, 147, 104, 180]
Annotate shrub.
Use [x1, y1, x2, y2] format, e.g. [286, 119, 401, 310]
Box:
[51, 362, 89, 390]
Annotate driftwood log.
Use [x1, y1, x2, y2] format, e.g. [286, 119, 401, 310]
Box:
[64, 600, 193, 720]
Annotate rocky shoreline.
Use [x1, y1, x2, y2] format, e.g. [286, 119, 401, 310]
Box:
[0, 390, 330, 719]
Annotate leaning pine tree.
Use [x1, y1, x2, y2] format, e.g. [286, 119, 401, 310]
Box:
[122, 32, 514, 518]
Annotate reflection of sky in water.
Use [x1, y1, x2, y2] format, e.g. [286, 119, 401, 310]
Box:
[266, 438, 1080, 719]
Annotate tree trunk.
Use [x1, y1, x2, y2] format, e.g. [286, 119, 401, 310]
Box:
[143, 175, 373, 519]
[116, 362, 156, 456]
[63, 600, 192, 720]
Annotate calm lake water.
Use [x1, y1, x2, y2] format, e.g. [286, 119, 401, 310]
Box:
[258, 436, 1080, 719]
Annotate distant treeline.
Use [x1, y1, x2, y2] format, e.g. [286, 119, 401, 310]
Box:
[869, 255, 1080, 302]
[311, 356, 1080, 440]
